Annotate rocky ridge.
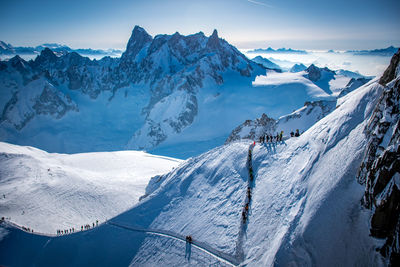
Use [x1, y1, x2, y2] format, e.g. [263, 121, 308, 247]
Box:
[357, 48, 400, 265]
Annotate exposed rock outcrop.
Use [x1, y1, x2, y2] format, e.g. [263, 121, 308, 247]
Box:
[357, 48, 400, 265]
[225, 113, 276, 143]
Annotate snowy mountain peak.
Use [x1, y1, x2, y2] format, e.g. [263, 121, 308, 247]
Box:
[252, 56, 281, 70]
[0, 40, 13, 51]
[211, 29, 219, 38]
[379, 48, 400, 85]
[35, 47, 58, 64]
[290, 63, 307, 73]
[305, 64, 335, 82]
[206, 29, 220, 49]
[121, 25, 153, 62]
[8, 55, 29, 73]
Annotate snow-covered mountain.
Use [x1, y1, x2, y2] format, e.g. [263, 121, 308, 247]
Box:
[226, 63, 374, 147]
[0, 52, 390, 265]
[1, 26, 346, 159]
[251, 56, 281, 70]
[347, 46, 399, 56]
[0, 141, 181, 233]
[290, 63, 307, 73]
[338, 77, 372, 98]
[0, 41, 122, 57]
[302, 64, 372, 96]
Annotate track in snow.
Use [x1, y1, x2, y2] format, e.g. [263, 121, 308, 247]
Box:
[235, 143, 256, 262]
[107, 221, 240, 266]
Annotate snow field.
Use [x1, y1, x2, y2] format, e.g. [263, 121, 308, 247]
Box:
[0, 142, 182, 233]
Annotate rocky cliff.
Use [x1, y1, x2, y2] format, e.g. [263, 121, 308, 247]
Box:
[357, 48, 400, 265]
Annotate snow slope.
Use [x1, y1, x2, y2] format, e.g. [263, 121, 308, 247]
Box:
[0, 142, 181, 233]
[0, 75, 386, 266]
[245, 79, 384, 266]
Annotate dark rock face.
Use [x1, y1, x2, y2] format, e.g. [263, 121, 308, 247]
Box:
[357, 49, 400, 265]
[33, 83, 78, 119]
[305, 64, 335, 82]
[121, 25, 153, 63]
[305, 64, 321, 81]
[380, 49, 400, 85]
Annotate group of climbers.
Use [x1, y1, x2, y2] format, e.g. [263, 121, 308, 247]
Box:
[259, 131, 284, 143]
[21, 226, 33, 233]
[57, 220, 99, 235]
[258, 129, 302, 144]
[290, 129, 301, 137]
[57, 228, 74, 235]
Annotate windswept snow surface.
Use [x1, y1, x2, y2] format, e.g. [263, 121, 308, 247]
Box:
[252, 70, 335, 99]
[244, 79, 385, 266]
[0, 142, 182, 233]
[0, 79, 386, 266]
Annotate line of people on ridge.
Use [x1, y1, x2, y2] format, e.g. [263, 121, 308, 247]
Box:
[259, 129, 301, 143]
[243, 147, 254, 224]
[259, 131, 283, 143]
[57, 220, 99, 235]
[1, 217, 34, 233]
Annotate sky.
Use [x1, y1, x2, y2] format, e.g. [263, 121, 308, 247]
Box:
[1, 0, 399, 50]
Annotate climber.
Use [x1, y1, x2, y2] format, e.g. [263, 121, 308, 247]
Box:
[290, 131, 294, 137]
[186, 235, 192, 243]
[295, 129, 300, 137]
[279, 131, 283, 141]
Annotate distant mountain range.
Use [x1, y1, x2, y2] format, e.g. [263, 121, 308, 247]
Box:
[345, 46, 399, 56]
[247, 47, 308, 54]
[0, 41, 122, 57]
[247, 46, 399, 57]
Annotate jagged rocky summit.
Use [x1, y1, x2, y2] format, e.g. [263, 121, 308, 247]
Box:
[0, 26, 265, 154]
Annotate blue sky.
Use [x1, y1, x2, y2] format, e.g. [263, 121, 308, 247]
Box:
[1, 0, 399, 50]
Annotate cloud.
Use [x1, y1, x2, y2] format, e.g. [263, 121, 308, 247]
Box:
[247, 0, 272, 8]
